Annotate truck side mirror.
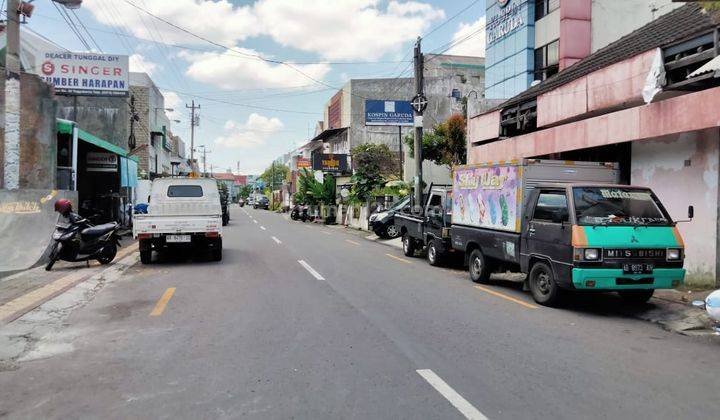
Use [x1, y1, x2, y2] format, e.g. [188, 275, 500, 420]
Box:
[688, 205, 694, 219]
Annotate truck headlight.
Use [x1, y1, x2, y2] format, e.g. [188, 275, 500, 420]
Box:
[583, 248, 600, 261]
[667, 248, 682, 261]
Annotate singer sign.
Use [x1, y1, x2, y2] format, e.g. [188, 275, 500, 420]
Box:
[39, 52, 129, 96]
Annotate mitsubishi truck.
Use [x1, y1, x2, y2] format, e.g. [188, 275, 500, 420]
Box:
[133, 177, 223, 263]
[450, 159, 689, 306]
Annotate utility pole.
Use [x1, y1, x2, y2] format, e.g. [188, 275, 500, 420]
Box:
[412, 36, 425, 209]
[186, 100, 200, 164]
[270, 161, 275, 209]
[3, 0, 21, 189]
[195, 145, 210, 177]
[128, 96, 138, 149]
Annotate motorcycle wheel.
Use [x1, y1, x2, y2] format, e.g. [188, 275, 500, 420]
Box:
[45, 243, 59, 271]
[97, 242, 118, 265]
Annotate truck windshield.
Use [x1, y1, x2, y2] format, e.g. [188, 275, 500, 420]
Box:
[167, 185, 204, 198]
[572, 187, 669, 226]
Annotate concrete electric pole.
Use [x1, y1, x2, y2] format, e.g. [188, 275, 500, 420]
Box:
[3, 0, 22, 190]
[186, 100, 200, 164]
[411, 36, 426, 210]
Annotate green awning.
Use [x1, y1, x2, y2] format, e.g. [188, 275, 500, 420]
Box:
[57, 119, 75, 135]
[77, 128, 128, 156]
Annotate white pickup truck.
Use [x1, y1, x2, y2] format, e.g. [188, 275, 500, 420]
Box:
[133, 177, 223, 263]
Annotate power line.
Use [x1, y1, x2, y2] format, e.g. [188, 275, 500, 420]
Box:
[51, 1, 91, 50]
[422, 0, 482, 39]
[119, 0, 371, 100]
[70, 9, 103, 52]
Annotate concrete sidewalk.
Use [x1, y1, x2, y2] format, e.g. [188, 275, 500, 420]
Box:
[0, 239, 138, 326]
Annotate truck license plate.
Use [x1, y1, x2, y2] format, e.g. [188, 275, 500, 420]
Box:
[166, 235, 191, 243]
[623, 263, 653, 274]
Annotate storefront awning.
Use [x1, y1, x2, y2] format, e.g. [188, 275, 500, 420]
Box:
[56, 119, 138, 162]
[78, 128, 127, 156]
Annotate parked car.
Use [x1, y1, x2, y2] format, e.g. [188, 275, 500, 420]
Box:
[396, 159, 688, 306]
[254, 195, 270, 209]
[369, 196, 409, 239]
[133, 178, 223, 263]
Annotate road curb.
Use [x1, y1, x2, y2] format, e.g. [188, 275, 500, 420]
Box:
[0, 243, 138, 327]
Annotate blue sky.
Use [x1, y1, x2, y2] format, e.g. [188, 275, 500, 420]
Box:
[28, 0, 486, 174]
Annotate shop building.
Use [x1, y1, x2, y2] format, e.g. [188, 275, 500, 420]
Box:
[468, 3, 720, 286]
[127, 72, 177, 178]
[485, 0, 683, 99]
[312, 54, 487, 186]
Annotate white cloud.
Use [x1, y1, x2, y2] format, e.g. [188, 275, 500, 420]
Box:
[84, 0, 260, 46]
[161, 90, 183, 120]
[447, 16, 486, 58]
[85, 0, 443, 60]
[129, 53, 160, 75]
[254, 0, 445, 60]
[182, 48, 331, 90]
[215, 113, 284, 149]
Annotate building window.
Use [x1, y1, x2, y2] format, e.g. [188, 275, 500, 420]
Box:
[534, 40, 559, 81]
[535, 0, 559, 20]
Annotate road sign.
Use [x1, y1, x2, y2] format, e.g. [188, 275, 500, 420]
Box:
[410, 94, 428, 113]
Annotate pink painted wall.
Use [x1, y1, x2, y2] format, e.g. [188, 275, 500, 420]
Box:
[467, 110, 501, 145]
[559, 0, 591, 70]
[631, 129, 719, 286]
[468, 85, 720, 164]
[537, 77, 588, 127]
[538, 49, 656, 127]
[587, 49, 655, 112]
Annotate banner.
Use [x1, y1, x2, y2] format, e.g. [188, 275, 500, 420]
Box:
[297, 158, 312, 169]
[39, 52, 129, 96]
[365, 100, 414, 126]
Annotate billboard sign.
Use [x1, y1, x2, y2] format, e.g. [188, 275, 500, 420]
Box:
[86, 152, 118, 172]
[312, 153, 349, 173]
[39, 52, 129, 96]
[365, 100, 414, 126]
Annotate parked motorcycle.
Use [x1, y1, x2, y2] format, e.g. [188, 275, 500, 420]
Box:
[45, 199, 122, 271]
[290, 204, 310, 222]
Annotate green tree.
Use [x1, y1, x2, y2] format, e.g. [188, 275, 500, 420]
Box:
[237, 185, 253, 199]
[259, 162, 289, 189]
[295, 168, 335, 205]
[405, 114, 467, 169]
[349, 143, 397, 203]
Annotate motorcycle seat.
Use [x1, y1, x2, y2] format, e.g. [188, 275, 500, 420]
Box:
[81, 222, 118, 239]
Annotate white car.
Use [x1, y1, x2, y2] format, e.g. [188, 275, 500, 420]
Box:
[133, 178, 223, 263]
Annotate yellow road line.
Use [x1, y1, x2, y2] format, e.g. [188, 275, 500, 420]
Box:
[345, 239, 360, 246]
[474, 285, 538, 309]
[150, 287, 176, 316]
[385, 253, 411, 264]
[0, 242, 139, 324]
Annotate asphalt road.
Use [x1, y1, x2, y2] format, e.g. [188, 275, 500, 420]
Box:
[1, 206, 719, 419]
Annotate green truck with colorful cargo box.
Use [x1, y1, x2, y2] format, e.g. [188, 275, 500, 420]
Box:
[449, 159, 690, 306]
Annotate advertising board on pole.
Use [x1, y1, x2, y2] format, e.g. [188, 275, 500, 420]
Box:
[39, 52, 129, 96]
[365, 100, 414, 126]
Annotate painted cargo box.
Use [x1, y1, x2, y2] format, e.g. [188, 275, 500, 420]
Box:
[452, 164, 521, 233]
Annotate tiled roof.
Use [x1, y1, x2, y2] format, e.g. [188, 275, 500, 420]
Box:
[213, 173, 235, 181]
[493, 3, 715, 111]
